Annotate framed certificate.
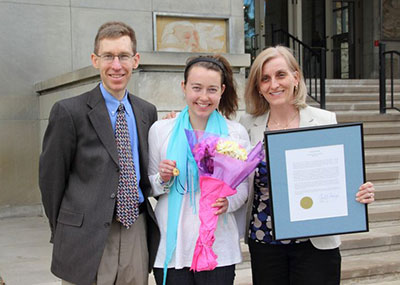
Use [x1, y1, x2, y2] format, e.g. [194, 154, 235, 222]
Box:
[264, 123, 368, 241]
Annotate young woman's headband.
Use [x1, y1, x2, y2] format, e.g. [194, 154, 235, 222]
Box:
[184, 57, 226, 78]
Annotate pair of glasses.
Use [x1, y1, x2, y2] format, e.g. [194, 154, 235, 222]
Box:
[95, 53, 135, 63]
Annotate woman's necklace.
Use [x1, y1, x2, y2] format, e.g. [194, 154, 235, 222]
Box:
[269, 111, 299, 130]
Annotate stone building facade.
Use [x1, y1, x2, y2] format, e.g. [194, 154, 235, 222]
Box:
[1, 0, 399, 215]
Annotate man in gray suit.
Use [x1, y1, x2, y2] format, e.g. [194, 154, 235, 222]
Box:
[39, 21, 160, 285]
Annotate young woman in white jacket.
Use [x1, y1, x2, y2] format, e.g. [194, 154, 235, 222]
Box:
[148, 55, 250, 285]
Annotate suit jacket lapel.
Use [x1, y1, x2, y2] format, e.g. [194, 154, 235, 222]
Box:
[128, 93, 149, 174]
[299, 106, 317, 127]
[87, 86, 119, 166]
[250, 112, 269, 146]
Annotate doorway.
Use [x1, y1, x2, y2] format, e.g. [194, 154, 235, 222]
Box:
[243, 0, 361, 78]
[244, 0, 324, 58]
[331, 0, 356, 78]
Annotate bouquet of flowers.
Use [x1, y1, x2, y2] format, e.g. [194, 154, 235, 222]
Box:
[185, 129, 264, 272]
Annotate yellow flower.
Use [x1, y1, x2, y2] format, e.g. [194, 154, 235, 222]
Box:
[216, 140, 248, 161]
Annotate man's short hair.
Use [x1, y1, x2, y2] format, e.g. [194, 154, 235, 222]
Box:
[94, 21, 137, 54]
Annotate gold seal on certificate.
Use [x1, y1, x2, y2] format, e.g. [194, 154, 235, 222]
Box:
[300, 197, 313, 209]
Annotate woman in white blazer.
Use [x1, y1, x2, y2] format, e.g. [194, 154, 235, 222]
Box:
[239, 46, 375, 285]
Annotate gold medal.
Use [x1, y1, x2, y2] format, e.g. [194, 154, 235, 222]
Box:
[173, 168, 180, 176]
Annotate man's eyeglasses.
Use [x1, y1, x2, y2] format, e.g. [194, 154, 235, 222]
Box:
[95, 53, 135, 63]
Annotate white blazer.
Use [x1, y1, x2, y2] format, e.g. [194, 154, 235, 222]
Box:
[239, 105, 341, 250]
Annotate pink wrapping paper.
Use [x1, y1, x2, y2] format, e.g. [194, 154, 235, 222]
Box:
[185, 129, 264, 271]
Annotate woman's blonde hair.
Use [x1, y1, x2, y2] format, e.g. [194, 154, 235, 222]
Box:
[245, 45, 307, 116]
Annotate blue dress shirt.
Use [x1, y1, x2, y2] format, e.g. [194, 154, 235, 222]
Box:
[100, 83, 144, 203]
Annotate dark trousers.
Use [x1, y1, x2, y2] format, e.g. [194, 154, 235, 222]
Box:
[153, 265, 235, 285]
[249, 239, 341, 285]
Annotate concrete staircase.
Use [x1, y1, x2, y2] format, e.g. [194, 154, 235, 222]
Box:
[238, 79, 400, 284]
[322, 79, 400, 284]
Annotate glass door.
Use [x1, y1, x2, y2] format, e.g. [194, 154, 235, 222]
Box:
[301, 0, 326, 49]
[244, 0, 257, 62]
[244, 0, 289, 62]
[265, 0, 289, 47]
[332, 0, 355, 78]
[288, 0, 302, 42]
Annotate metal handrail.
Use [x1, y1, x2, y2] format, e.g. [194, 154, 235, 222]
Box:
[271, 27, 326, 109]
[379, 43, 400, 114]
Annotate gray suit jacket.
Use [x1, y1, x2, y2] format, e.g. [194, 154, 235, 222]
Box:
[39, 85, 160, 285]
[239, 105, 341, 250]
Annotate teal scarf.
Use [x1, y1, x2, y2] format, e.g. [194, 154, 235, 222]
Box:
[163, 106, 228, 284]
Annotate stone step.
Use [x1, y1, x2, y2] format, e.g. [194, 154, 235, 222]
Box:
[319, 85, 400, 93]
[306, 85, 400, 95]
[310, 101, 380, 111]
[364, 134, 400, 148]
[324, 102, 400, 113]
[365, 148, 400, 164]
[374, 184, 400, 200]
[367, 161, 400, 169]
[234, 264, 252, 285]
[373, 197, 400, 206]
[363, 123, 400, 135]
[325, 79, 400, 85]
[340, 225, 400, 256]
[363, 121, 400, 127]
[341, 250, 400, 284]
[234, 255, 400, 285]
[240, 241, 250, 266]
[364, 127, 400, 135]
[365, 167, 400, 182]
[264, 82, 400, 284]
[307, 93, 400, 102]
[367, 163, 400, 170]
[337, 112, 400, 123]
[368, 203, 400, 222]
[309, 86, 400, 94]
[241, 220, 400, 264]
[309, 82, 400, 283]
[239, 226, 400, 284]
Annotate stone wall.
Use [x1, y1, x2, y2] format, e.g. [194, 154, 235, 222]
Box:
[36, 52, 250, 131]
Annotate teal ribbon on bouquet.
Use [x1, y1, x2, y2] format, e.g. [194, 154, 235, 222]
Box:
[163, 106, 228, 284]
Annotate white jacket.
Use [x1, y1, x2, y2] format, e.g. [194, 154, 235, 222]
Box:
[239, 106, 341, 250]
